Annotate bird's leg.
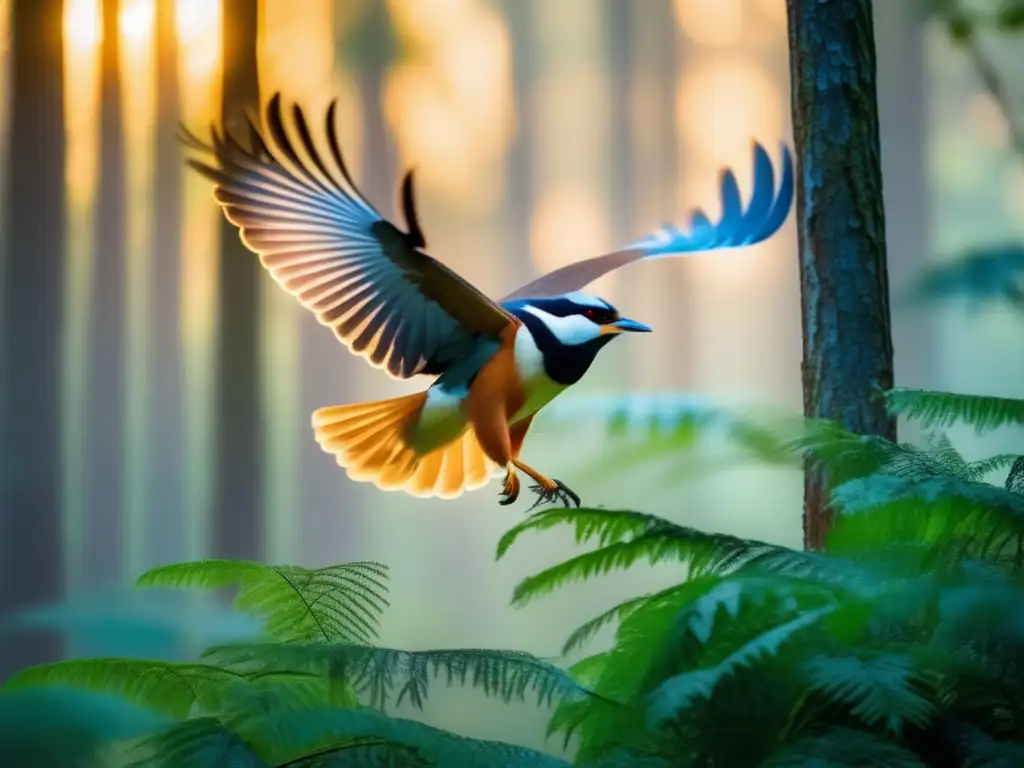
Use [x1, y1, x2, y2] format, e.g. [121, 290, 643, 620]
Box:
[499, 466, 521, 506]
[512, 459, 581, 510]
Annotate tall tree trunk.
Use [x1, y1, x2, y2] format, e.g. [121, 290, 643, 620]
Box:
[84, 0, 126, 585]
[786, 0, 896, 550]
[148, 0, 184, 566]
[0, 0, 66, 678]
[215, 0, 262, 561]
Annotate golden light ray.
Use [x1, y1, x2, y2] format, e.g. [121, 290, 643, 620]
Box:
[384, 0, 513, 209]
[62, 0, 101, 591]
[178, 0, 222, 560]
[674, 0, 743, 47]
[121, 0, 156, 576]
[528, 0, 614, 298]
[259, 0, 340, 563]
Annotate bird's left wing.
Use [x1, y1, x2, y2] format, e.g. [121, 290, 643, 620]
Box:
[182, 93, 516, 379]
[501, 142, 794, 302]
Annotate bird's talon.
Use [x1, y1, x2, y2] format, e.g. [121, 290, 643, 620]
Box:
[526, 478, 580, 511]
[498, 470, 520, 506]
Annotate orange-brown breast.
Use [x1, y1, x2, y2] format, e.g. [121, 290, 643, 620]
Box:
[463, 324, 525, 466]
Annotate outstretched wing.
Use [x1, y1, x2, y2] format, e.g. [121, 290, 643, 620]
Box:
[501, 142, 794, 302]
[182, 93, 515, 379]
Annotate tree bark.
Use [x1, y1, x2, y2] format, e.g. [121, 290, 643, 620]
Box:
[0, 0, 67, 677]
[84, 0, 127, 585]
[786, 0, 896, 550]
[149, 0, 185, 566]
[215, 0, 263, 561]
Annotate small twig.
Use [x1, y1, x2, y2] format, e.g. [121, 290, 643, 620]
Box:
[963, 33, 1024, 163]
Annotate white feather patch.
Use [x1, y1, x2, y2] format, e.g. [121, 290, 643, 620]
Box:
[521, 305, 602, 347]
[511, 323, 569, 423]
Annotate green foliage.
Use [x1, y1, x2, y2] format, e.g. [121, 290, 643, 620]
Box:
[3, 556, 593, 766]
[0, 686, 166, 767]
[885, 387, 1024, 433]
[7, 384, 1024, 765]
[136, 559, 391, 645]
[496, 385, 1024, 764]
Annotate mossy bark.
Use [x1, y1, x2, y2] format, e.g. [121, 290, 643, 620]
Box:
[786, 0, 896, 550]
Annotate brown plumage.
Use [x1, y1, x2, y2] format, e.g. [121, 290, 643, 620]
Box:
[182, 92, 794, 508]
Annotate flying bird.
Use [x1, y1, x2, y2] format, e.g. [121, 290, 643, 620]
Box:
[181, 93, 793, 510]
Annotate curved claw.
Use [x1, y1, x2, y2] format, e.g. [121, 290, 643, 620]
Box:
[499, 470, 520, 506]
[527, 479, 581, 511]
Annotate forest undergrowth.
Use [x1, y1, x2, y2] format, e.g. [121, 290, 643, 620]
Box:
[3, 386, 1024, 766]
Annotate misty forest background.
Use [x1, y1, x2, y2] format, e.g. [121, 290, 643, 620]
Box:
[0, 0, 1022, 750]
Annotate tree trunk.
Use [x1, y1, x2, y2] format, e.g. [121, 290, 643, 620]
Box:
[0, 0, 66, 677]
[85, 0, 127, 585]
[215, 0, 263, 561]
[148, 0, 184, 566]
[786, 0, 896, 550]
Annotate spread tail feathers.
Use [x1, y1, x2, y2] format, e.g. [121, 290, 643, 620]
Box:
[312, 393, 498, 499]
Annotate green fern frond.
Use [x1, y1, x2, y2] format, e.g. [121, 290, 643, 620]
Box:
[969, 453, 1021, 481]
[953, 722, 1024, 768]
[0, 686, 167, 768]
[561, 587, 686, 658]
[802, 653, 936, 734]
[238, 706, 572, 768]
[4, 658, 246, 718]
[828, 475, 1024, 559]
[500, 508, 842, 609]
[1005, 456, 1024, 494]
[548, 579, 728, 759]
[136, 559, 390, 645]
[496, 507, 656, 559]
[761, 726, 928, 767]
[899, 242, 1024, 312]
[124, 717, 268, 768]
[202, 642, 592, 712]
[885, 388, 1024, 433]
[644, 605, 835, 728]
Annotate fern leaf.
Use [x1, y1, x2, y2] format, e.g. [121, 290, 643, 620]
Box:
[644, 606, 834, 728]
[953, 722, 1024, 768]
[136, 559, 389, 645]
[762, 726, 928, 767]
[496, 507, 655, 559]
[4, 658, 245, 718]
[549, 576, 750, 761]
[238, 706, 573, 768]
[0, 686, 166, 768]
[500, 508, 842, 608]
[829, 475, 1024, 558]
[884, 388, 1024, 433]
[1005, 456, 1024, 494]
[124, 717, 268, 768]
[202, 642, 592, 712]
[969, 453, 1021, 482]
[900, 243, 1024, 311]
[561, 591, 672, 657]
[802, 652, 936, 734]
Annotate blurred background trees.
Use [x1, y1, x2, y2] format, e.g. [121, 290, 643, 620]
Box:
[0, 0, 1020, 747]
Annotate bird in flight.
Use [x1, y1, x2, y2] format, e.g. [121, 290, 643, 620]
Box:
[182, 93, 793, 510]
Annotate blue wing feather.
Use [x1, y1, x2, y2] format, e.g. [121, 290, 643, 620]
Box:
[634, 142, 794, 256]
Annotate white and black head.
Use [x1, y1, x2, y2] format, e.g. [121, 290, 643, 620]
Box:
[503, 291, 652, 385]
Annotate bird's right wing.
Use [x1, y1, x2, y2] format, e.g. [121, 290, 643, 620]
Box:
[182, 93, 516, 380]
[501, 142, 794, 302]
